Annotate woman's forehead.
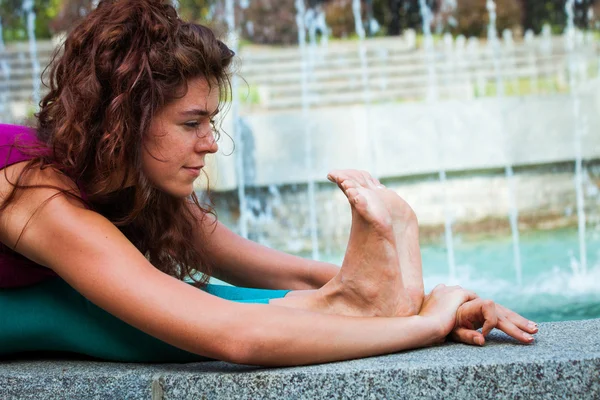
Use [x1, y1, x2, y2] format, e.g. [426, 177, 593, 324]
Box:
[167, 78, 220, 114]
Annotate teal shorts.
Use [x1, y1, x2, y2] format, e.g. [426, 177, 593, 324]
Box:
[0, 278, 290, 363]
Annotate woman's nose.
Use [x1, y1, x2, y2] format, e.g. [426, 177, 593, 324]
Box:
[196, 129, 218, 154]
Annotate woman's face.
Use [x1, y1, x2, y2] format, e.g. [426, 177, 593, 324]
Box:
[142, 77, 220, 198]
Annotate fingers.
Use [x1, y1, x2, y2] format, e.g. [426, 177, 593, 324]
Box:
[496, 304, 538, 334]
[496, 316, 536, 344]
[450, 327, 485, 346]
[479, 299, 498, 336]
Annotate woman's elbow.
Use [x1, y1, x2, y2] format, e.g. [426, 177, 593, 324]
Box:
[213, 328, 265, 365]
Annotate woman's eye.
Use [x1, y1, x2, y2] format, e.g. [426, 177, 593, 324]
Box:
[184, 121, 200, 128]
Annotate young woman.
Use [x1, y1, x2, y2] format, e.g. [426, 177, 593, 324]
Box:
[0, 0, 537, 366]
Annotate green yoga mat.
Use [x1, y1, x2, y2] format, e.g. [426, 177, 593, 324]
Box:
[0, 278, 290, 363]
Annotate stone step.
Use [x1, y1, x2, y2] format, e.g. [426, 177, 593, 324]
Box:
[252, 67, 567, 108]
[237, 35, 579, 64]
[260, 60, 566, 97]
[239, 47, 576, 78]
[0, 320, 598, 399]
[242, 51, 582, 85]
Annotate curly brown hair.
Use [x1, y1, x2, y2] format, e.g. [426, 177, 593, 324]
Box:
[2, 0, 234, 287]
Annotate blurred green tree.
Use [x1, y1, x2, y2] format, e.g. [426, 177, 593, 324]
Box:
[450, 0, 522, 37]
[177, 0, 218, 24]
[0, 0, 61, 41]
[518, 0, 596, 34]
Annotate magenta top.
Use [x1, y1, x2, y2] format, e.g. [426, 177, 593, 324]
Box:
[0, 124, 59, 288]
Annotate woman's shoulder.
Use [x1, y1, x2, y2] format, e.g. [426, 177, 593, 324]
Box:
[0, 161, 82, 204]
[0, 161, 87, 250]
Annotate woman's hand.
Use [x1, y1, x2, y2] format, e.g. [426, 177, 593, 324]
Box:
[418, 284, 479, 341]
[450, 299, 538, 346]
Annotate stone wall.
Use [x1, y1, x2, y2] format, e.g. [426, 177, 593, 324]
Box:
[1, 319, 599, 399]
[205, 90, 600, 191]
[211, 161, 600, 253]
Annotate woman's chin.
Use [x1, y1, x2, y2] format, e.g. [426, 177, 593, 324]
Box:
[157, 183, 195, 199]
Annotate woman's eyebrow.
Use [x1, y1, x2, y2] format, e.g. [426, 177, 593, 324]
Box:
[179, 108, 210, 116]
[179, 108, 220, 117]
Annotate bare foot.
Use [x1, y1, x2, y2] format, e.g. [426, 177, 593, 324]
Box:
[271, 169, 424, 317]
[328, 169, 424, 315]
[313, 169, 414, 317]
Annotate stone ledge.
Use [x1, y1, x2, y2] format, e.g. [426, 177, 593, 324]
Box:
[1, 319, 599, 399]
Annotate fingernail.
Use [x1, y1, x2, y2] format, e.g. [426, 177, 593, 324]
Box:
[523, 333, 534, 341]
[475, 337, 484, 346]
[528, 322, 538, 330]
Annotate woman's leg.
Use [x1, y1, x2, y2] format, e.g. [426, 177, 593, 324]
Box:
[0, 279, 291, 363]
[271, 170, 424, 317]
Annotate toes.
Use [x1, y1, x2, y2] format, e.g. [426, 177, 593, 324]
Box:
[340, 179, 360, 192]
[345, 187, 365, 207]
[327, 170, 343, 183]
[345, 187, 358, 201]
[328, 169, 378, 189]
[359, 170, 377, 188]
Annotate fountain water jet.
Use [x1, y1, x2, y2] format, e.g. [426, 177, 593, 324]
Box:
[565, 0, 588, 275]
[418, 0, 457, 282]
[225, 0, 249, 240]
[0, 5, 11, 119]
[486, 0, 523, 286]
[351, 0, 379, 178]
[295, 0, 320, 260]
[22, 0, 41, 110]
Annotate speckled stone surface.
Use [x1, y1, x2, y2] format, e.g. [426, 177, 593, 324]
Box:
[1, 319, 599, 399]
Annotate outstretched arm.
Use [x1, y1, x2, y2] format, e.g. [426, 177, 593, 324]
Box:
[193, 210, 339, 290]
[1, 168, 449, 366]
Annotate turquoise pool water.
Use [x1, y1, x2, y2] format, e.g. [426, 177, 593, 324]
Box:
[321, 227, 600, 322]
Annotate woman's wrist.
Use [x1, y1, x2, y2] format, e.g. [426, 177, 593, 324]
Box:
[414, 315, 448, 345]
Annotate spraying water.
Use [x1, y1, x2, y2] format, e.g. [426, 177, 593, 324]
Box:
[22, 0, 41, 110]
[565, 0, 588, 274]
[295, 0, 320, 260]
[224, 0, 249, 239]
[418, 0, 457, 282]
[0, 6, 11, 119]
[523, 29, 539, 94]
[486, 0, 523, 286]
[351, 0, 378, 177]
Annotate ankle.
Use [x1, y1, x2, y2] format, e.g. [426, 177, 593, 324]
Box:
[320, 276, 383, 317]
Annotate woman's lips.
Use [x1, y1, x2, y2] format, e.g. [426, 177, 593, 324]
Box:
[183, 166, 202, 176]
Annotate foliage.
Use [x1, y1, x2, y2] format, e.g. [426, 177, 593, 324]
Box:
[239, 0, 299, 45]
[0, 0, 60, 41]
[323, 0, 355, 38]
[518, 0, 595, 34]
[2, 0, 598, 46]
[377, 0, 426, 36]
[450, 0, 522, 38]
